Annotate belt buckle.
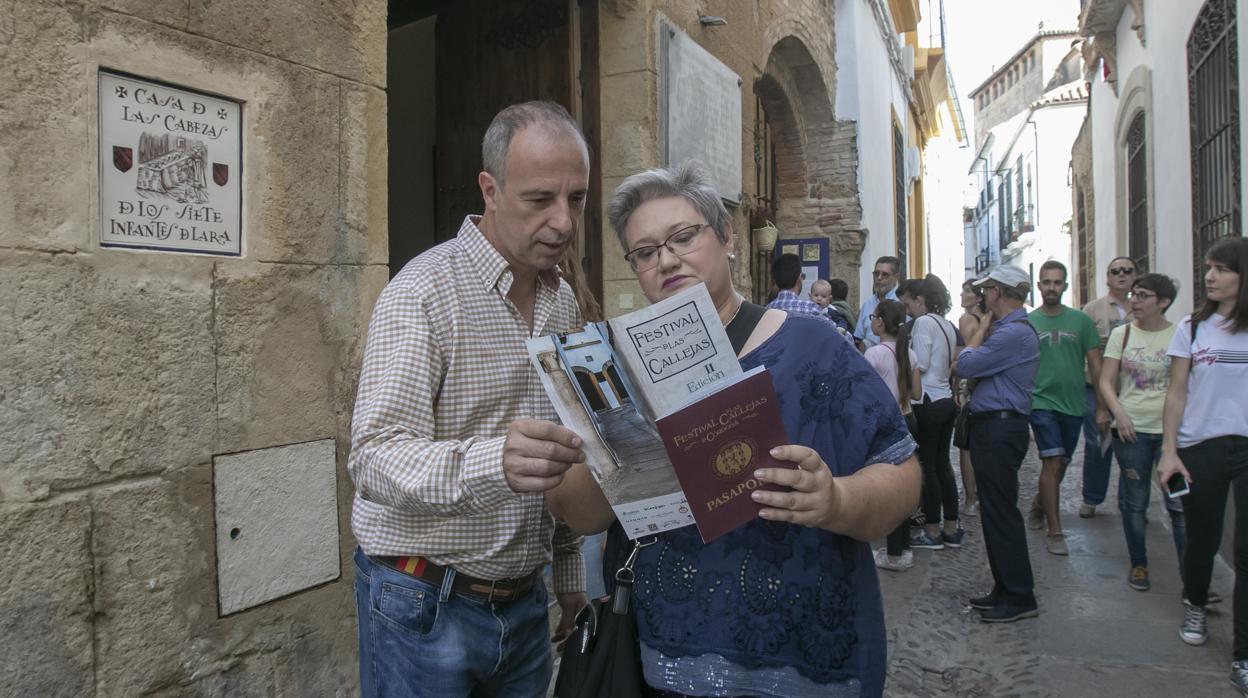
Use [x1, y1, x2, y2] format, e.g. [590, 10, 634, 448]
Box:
[486, 579, 503, 603]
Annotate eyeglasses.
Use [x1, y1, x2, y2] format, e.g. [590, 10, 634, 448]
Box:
[1109, 266, 1137, 276]
[624, 223, 710, 273]
[1128, 289, 1157, 301]
[872, 270, 894, 278]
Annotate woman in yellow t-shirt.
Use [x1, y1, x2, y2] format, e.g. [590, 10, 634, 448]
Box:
[1098, 273, 1182, 595]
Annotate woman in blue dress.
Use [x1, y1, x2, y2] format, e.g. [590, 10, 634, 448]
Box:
[547, 162, 921, 697]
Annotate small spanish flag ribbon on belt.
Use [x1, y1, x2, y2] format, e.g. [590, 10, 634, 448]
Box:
[395, 556, 426, 576]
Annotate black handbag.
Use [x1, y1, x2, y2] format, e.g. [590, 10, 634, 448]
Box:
[952, 404, 970, 450]
[553, 538, 654, 698]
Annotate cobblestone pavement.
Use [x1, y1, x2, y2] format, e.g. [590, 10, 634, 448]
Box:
[877, 438, 1238, 697]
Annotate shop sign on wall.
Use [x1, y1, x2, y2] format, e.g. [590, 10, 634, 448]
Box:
[98, 70, 242, 256]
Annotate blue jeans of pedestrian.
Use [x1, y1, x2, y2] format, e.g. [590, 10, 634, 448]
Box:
[1082, 384, 1115, 506]
[353, 548, 552, 697]
[582, 532, 606, 599]
[1029, 408, 1083, 460]
[1111, 432, 1186, 569]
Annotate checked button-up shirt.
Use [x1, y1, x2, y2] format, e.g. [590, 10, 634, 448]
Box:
[347, 216, 585, 593]
[767, 290, 838, 324]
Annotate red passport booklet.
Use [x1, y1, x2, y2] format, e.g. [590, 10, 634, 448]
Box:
[655, 369, 793, 543]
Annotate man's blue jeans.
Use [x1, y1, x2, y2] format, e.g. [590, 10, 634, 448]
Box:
[1081, 384, 1115, 506]
[582, 532, 606, 599]
[1111, 432, 1186, 569]
[353, 548, 552, 697]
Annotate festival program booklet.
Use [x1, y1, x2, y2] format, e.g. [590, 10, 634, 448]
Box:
[527, 283, 792, 542]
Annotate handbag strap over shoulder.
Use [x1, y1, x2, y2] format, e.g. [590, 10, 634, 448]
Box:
[726, 301, 766, 355]
[1111, 322, 1133, 393]
[922, 313, 956, 395]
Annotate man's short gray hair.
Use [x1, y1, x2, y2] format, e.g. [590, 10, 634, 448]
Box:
[607, 161, 730, 251]
[482, 101, 587, 188]
[999, 284, 1029, 301]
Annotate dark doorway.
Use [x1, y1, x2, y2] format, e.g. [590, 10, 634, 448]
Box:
[387, 0, 602, 302]
[388, 11, 438, 277]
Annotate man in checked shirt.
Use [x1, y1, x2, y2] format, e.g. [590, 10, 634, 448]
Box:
[348, 101, 591, 697]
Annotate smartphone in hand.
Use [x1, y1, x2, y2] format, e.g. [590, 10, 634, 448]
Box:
[1166, 473, 1190, 499]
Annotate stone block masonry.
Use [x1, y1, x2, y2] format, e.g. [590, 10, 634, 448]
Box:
[0, 0, 387, 694]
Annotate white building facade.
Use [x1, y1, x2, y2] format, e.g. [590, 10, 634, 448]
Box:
[835, 0, 962, 298]
[1077, 0, 1246, 316]
[965, 31, 1087, 285]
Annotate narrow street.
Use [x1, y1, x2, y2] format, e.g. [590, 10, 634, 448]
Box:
[880, 439, 1238, 696]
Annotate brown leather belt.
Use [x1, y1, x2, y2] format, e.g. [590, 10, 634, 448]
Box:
[376, 555, 538, 602]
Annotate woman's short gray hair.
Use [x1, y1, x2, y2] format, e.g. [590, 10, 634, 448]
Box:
[482, 101, 586, 188]
[607, 161, 731, 251]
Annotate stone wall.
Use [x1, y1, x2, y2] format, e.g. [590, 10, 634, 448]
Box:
[0, 1, 387, 695]
[972, 68, 1044, 148]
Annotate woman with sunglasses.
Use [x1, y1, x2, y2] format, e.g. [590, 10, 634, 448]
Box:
[1157, 237, 1248, 694]
[547, 162, 921, 697]
[1096, 273, 1184, 593]
[864, 300, 923, 572]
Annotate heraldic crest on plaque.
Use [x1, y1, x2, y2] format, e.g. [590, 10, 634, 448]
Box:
[98, 70, 242, 256]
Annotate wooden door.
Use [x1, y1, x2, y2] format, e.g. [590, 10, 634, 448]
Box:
[434, 0, 576, 240]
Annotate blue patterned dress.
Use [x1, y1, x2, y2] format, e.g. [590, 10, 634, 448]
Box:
[605, 314, 916, 697]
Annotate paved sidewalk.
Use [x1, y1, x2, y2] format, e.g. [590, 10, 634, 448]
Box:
[878, 439, 1238, 696]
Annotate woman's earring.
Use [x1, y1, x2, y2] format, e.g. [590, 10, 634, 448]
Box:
[728, 253, 736, 261]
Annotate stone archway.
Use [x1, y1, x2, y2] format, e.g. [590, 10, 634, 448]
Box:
[755, 36, 864, 301]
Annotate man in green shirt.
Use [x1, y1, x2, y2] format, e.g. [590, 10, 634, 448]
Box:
[1028, 261, 1101, 555]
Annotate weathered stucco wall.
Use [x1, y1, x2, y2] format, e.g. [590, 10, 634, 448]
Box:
[837, 0, 911, 305]
[1089, 0, 1248, 320]
[0, 1, 387, 694]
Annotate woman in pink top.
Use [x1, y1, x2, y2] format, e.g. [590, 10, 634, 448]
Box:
[865, 299, 922, 571]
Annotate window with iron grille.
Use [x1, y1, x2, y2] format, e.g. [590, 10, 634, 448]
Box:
[1002, 170, 1014, 249]
[1076, 184, 1091, 306]
[754, 94, 777, 216]
[997, 180, 1007, 256]
[1015, 156, 1026, 231]
[1126, 111, 1150, 272]
[1188, 0, 1241, 304]
[893, 121, 907, 272]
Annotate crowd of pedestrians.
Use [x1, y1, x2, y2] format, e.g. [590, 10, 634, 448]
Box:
[788, 241, 1247, 692]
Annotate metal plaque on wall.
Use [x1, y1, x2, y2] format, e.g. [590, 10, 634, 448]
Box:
[98, 70, 242, 256]
[660, 19, 742, 205]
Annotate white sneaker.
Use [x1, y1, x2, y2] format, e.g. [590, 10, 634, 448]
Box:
[873, 547, 913, 571]
[1181, 602, 1209, 646]
[1232, 660, 1248, 695]
[963, 501, 979, 517]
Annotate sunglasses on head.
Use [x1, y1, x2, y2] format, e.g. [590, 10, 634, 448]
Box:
[1109, 266, 1136, 276]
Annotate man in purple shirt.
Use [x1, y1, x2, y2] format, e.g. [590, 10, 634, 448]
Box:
[956, 265, 1041, 623]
